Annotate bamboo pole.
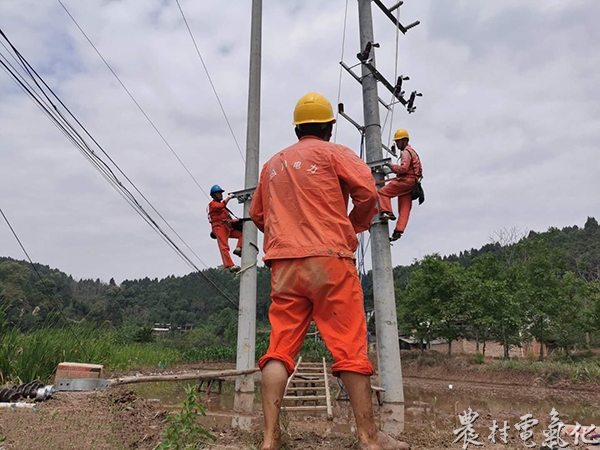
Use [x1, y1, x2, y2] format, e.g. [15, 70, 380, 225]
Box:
[109, 368, 259, 386]
[323, 357, 333, 421]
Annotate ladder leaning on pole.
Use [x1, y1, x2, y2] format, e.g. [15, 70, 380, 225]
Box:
[282, 357, 333, 420]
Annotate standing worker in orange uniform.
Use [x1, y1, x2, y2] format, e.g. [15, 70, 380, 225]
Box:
[250, 92, 409, 450]
[208, 185, 242, 273]
[378, 129, 423, 242]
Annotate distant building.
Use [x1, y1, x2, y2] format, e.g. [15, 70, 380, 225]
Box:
[177, 323, 194, 332]
[153, 323, 171, 336]
[398, 335, 530, 358]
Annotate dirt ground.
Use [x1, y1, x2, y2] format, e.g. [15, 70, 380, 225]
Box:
[3, 362, 600, 449]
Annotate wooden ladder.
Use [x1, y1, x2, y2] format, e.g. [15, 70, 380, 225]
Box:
[282, 357, 333, 420]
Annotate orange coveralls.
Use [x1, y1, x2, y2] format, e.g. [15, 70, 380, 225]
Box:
[378, 145, 423, 233]
[249, 136, 378, 377]
[208, 200, 242, 269]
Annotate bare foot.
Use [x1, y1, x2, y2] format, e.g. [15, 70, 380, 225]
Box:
[261, 428, 282, 450]
[358, 432, 410, 450]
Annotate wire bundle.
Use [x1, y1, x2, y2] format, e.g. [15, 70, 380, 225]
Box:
[0, 28, 239, 309]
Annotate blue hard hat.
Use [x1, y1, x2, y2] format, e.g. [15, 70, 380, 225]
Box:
[210, 184, 225, 196]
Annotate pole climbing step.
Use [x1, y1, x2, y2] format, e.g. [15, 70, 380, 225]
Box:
[282, 357, 333, 420]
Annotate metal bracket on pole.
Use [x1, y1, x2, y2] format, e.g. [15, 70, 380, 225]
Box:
[362, 59, 407, 106]
[339, 104, 398, 157]
[367, 158, 393, 176]
[356, 42, 423, 114]
[340, 62, 391, 111]
[338, 103, 364, 133]
[382, 143, 397, 158]
[372, 0, 420, 34]
[229, 187, 256, 204]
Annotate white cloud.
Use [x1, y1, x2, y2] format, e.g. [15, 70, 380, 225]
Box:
[0, 0, 598, 282]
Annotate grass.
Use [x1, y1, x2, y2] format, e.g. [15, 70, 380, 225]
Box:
[488, 357, 600, 384]
[401, 349, 600, 385]
[0, 326, 183, 384]
[1, 325, 333, 384]
[181, 336, 333, 363]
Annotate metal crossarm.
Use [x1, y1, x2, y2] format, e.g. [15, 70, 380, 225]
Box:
[362, 61, 407, 106]
[340, 62, 392, 110]
[228, 187, 256, 204]
[367, 158, 393, 176]
[372, 0, 420, 34]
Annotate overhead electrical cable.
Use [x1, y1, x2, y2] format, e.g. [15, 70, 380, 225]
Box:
[0, 206, 91, 360]
[0, 29, 240, 309]
[174, 0, 245, 163]
[334, 0, 350, 143]
[56, 0, 210, 201]
[0, 54, 239, 309]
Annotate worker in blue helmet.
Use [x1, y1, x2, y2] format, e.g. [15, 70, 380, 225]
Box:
[207, 184, 242, 273]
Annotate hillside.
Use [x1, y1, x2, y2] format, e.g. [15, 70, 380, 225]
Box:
[1, 217, 598, 331]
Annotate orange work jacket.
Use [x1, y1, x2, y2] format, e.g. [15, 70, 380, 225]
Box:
[249, 136, 378, 263]
[208, 200, 232, 228]
[390, 144, 423, 178]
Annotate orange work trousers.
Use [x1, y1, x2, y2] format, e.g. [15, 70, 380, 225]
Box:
[213, 224, 242, 269]
[259, 257, 373, 378]
[378, 177, 416, 233]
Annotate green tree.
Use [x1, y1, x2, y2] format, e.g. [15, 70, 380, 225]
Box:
[399, 255, 466, 355]
[515, 239, 567, 359]
[548, 272, 588, 354]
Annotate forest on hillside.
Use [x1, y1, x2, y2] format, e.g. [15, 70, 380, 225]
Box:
[1, 217, 599, 356]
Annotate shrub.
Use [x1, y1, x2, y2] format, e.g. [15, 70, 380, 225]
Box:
[473, 352, 485, 365]
[133, 327, 155, 343]
[156, 385, 215, 449]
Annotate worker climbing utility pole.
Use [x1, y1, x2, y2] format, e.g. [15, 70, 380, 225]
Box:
[357, 0, 404, 404]
[233, 0, 262, 415]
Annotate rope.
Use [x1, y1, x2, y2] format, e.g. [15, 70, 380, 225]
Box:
[0, 207, 91, 360]
[386, 4, 402, 148]
[381, 3, 402, 148]
[334, 0, 350, 143]
[174, 0, 245, 163]
[57, 0, 210, 200]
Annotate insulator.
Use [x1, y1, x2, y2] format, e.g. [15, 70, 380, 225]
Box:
[13, 383, 44, 399]
[0, 388, 21, 402]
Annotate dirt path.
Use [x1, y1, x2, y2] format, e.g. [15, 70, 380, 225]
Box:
[3, 362, 600, 449]
[0, 389, 164, 450]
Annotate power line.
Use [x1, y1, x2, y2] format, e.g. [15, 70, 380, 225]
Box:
[334, 0, 350, 143]
[0, 29, 240, 309]
[174, 0, 245, 163]
[0, 206, 91, 360]
[56, 0, 210, 201]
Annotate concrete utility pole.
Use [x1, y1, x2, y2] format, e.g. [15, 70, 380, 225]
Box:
[234, 0, 262, 414]
[357, 0, 404, 404]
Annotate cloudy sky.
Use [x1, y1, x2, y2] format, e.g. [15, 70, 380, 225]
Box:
[0, 0, 598, 283]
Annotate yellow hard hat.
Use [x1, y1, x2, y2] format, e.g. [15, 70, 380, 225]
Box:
[293, 92, 336, 125]
[394, 128, 410, 141]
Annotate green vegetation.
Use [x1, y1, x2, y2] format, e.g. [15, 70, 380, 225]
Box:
[0, 317, 332, 383]
[404, 349, 600, 385]
[0, 323, 181, 384]
[395, 217, 600, 359]
[0, 217, 598, 382]
[157, 385, 215, 450]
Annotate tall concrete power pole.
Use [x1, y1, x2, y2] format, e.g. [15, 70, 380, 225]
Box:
[233, 0, 262, 414]
[357, 0, 404, 404]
